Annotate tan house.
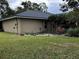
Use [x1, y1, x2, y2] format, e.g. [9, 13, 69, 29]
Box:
[1, 10, 52, 34]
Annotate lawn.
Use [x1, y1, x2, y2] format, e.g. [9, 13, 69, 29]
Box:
[0, 32, 79, 59]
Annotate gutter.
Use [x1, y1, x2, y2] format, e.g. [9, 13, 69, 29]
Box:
[0, 16, 17, 21]
[16, 18, 18, 34]
[0, 16, 48, 21]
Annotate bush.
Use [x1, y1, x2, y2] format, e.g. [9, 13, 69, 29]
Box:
[67, 28, 79, 37]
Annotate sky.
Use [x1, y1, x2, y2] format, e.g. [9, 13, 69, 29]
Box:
[7, 0, 64, 14]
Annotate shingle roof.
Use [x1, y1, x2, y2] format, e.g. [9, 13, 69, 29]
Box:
[16, 10, 52, 20]
[1, 10, 52, 21]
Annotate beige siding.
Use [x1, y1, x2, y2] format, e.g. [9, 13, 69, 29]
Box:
[2, 19, 21, 34]
[2, 19, 45, 34]
[20, 19, 45, 34]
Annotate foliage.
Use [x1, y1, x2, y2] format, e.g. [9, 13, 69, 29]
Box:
[60, 0, 79, 12]
[48, 14, 57, 21]
[32, 3, 40, 10]
[64, 9, 79, 27]
[21, 1, 31, 10]
[0, 0, 15, 18]
[65, 10, 79, 21]
[67, 27, 79, 37]
[39, 3, 48, 12]
[16, 1, 48, 13]
[59, 0, 79, 28]
[16, 7, 24, 14]
[48, 14, 66, 23]
[0, 32, 79, 59]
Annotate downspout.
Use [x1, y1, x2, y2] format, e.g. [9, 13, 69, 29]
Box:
[16, 18, 18, 34]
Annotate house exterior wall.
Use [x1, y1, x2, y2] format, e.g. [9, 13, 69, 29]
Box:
[2, 19, 21, 34]
[20, 19, 45, 34]
[2, 18, 45, 34]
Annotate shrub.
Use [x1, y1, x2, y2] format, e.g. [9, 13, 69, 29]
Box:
[67, 28, 79, 37]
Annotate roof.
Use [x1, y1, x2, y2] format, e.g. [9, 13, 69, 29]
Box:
[1, 10, 52, 21]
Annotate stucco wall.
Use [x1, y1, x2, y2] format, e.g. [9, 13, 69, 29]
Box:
[2, 18, 45, 34]
[20, 19, 45, 34]
[2, 19, 21, 34]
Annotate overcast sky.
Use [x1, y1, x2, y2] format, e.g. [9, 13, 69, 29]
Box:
[7, 0, 64, 14]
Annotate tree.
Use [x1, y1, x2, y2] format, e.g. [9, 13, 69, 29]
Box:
[21, 1, 48, 12]
[28, 1, 32, 9]
[65, 10, 79, 27]
[48, 14, 67, 33]
[21, 1, 28, 10]
[21, 1, 40, 11]
[0, 0, 9, 18]
[49, 14, 67, 25]
[16, 7, 23, 13]
[60, 0, 79, 27]
[21, 1, 32, 10]
[0, 0, 15, 18]
[60, 0, 79, 12]
[5, 7, 15, 17]
[39, 3, 48, 12]
[32, 3, 40, 10]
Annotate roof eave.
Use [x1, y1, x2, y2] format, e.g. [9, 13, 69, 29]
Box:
[17, 16, 48, 20]
[0, 16, 17, 21]
[0, 16, 48, 21]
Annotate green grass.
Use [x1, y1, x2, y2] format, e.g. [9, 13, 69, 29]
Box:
[0, 32, 79, 59]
